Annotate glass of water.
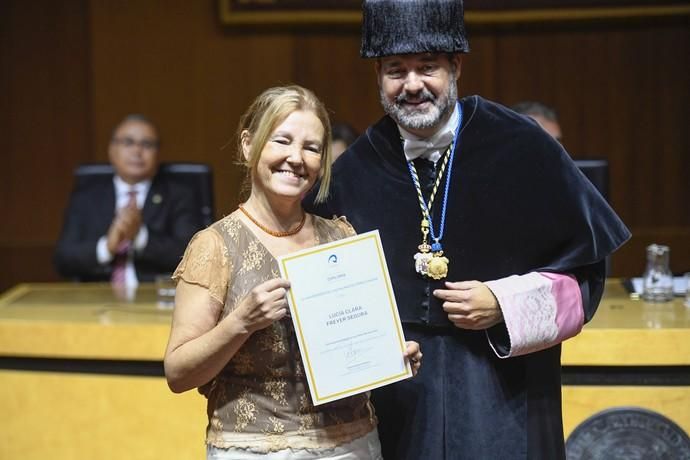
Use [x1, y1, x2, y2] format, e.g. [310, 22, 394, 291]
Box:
[641, 244, 674, 302]
[155, 273, 176, 309]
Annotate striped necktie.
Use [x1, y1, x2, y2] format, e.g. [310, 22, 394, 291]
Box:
[110, 189, 137, 286]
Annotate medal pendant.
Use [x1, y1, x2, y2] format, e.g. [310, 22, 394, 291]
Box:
[414, 251, 433, 276]
[427, 252, 449, 280]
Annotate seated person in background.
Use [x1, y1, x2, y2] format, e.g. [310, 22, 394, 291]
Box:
[331, 121, 359, 162]
[54, 114, 204, 284]
[512, 100, 562, 142]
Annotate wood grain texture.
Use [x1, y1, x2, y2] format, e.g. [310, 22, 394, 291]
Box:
[0, 371, 206, 460]
[1, 282, 687, 456]
[562, 268, 690, 367]
[0, 1, 688, 292]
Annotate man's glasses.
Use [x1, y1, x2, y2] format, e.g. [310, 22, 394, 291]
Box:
[112, 137, 158, 150]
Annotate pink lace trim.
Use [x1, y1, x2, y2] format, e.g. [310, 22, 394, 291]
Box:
[485, 272, 583, 358]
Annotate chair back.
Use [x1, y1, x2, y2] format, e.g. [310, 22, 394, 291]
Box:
[74, 162, 215, 226]
[574, 159, 609, 202]
[573, 158, 611, 274]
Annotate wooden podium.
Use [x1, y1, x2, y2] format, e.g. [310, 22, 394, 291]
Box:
[562, 280, 690, 439]
[0, 283, 206, 460]
[1, 281, 688, 459]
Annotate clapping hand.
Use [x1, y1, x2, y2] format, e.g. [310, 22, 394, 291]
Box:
[106, 197, 142, 254]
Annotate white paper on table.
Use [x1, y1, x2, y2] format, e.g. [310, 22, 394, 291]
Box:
[278, 230, 411, 405]
[630, 277, 688, 296]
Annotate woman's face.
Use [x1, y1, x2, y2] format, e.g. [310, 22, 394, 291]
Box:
[248, 110, 324, 201]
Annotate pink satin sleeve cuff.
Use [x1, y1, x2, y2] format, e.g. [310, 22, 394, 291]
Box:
[484, 272, 584, 358]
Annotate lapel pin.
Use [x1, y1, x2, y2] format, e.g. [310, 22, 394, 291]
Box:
[152, 194, 163, 204]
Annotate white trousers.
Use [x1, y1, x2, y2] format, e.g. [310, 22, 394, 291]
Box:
[207, 428, 383, 460]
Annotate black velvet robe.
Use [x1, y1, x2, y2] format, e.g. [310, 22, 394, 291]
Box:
[305, 95, 630, 459]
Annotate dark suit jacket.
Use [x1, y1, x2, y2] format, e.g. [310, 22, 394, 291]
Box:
[54, 173, 204, 282]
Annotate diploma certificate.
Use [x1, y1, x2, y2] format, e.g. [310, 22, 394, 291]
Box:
[278, 230, 411, 405]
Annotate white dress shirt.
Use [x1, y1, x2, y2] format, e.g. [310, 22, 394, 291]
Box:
[398, 104, 460, 164]
[96, 176, 152, 286]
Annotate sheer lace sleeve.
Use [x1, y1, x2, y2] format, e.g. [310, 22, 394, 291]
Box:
[172, 228, 230, 304]
[311, 214, 356, 243]
[333, 215, 357, 237]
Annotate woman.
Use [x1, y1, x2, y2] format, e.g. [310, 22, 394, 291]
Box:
[164, 85, 422, 459]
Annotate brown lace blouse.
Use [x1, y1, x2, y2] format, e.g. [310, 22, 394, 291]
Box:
[173, 212, 377, 453]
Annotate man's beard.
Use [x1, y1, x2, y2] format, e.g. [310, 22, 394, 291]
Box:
[379, 75, 458, 133]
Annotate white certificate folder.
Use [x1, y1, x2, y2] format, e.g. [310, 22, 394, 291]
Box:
[278, 230, 412, 405]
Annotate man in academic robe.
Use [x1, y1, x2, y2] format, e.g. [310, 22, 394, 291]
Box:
[304, 1, 631, 458]
[54, 115, 203, 285]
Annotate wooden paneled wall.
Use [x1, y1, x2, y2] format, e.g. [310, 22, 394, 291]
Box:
[1, 1, 688, 292]
[0, 1, 92, 291]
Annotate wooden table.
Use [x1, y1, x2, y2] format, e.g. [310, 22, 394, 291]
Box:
[1, 281, 688, 459]
[561, 279, 690, 437]
[0, 283, 206, 460]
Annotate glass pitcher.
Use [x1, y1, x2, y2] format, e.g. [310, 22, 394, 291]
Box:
[641, 244, 674, 302]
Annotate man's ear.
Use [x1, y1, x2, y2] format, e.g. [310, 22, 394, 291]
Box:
[240, 130, 252, 162]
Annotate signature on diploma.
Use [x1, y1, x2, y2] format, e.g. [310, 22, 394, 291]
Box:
[344, 340, 372, 368]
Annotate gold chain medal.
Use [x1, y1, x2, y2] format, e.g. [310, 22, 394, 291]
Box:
[413, 217, 433, 277]
[405, 102, 462, 280]
[408, 147, 451, 279]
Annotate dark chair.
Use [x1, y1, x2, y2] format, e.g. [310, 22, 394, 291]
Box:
[74, 162, 215, 226]
[574, 158, 612, 274]
[574, 158, 609, 202]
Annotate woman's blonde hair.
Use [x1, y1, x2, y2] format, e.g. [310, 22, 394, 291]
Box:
[237, 85, 332, 203]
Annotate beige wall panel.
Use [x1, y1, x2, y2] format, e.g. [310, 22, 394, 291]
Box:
[1, 371, 206, 460]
